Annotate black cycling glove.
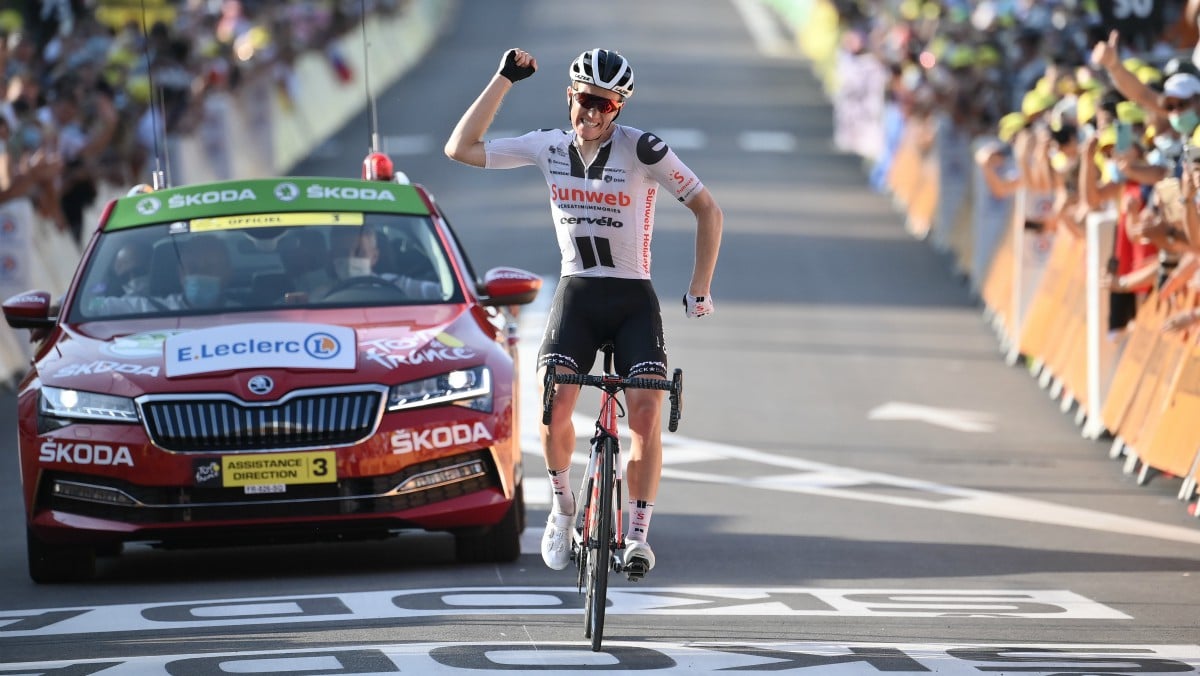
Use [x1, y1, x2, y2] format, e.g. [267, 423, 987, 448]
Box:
[498, 49, 536, 83]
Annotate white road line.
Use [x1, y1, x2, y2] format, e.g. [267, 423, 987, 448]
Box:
[517, 286, 1200, 545]
[0, 588, 1130, 638]
[655, 128, 707, 150]
[8, 641, 1198, 674]
[739, 130, 797, 152]
[382, 129, 809, 156]
[728, 0, 796, 57]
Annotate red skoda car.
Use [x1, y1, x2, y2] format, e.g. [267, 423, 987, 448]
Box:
[3, 170, 541, 582]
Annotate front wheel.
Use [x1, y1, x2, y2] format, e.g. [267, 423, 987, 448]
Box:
[584, 436, 615, 651]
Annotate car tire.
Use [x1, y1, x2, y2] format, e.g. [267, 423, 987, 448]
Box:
[27, 528, 97, 584]
[454, 482, 523, 564]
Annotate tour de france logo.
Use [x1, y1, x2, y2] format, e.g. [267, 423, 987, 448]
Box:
[136, 196, 162, 215]
[305, 332, 342, 360]
[275, 182, 300, 202]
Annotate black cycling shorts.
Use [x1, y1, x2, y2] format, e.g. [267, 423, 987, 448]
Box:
[538, 276, 667, 378]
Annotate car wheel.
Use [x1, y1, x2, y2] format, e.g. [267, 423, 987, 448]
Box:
[27, 528, 97, 584]
[454, 482, 523, 564]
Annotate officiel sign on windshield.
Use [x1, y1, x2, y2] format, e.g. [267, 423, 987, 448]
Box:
[189, 212, 364, 232]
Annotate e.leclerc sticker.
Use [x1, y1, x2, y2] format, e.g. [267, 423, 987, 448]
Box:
[165, 323, 355, 376]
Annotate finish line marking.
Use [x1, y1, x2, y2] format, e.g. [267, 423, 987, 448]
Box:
[0, 588, 1126, 638]
[3, 641, 1197, 674]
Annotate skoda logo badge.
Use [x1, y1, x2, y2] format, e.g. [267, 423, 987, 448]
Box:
[275, 182, 299, 202]
[136, 196, 161, 215]
[247, 375, 274, 396]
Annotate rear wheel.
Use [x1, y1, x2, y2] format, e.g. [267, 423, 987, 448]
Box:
[27, 528, 96, 584]
[585, 437, 614, 651]
[454, 483, 523, 563]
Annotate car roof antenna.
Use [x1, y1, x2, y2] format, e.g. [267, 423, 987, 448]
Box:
[359, 0, 395, 181]
[140, 0, 170, 190]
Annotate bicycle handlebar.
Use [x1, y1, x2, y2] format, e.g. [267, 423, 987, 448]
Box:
[549, 371, 676, 392]
[542, 365, 684, 432]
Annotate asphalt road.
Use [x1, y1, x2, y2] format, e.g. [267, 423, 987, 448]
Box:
[2, 0, 1199, 673]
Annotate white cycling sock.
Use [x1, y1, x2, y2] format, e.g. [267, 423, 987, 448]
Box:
[548, 467, 574, 515]
[627, 499, 653, 542]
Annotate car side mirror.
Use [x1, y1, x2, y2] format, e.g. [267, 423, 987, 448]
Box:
[478, 267, 542, 307]
[3, 290, 56, 331]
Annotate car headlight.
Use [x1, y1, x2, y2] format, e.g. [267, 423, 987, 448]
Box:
[39, 386, 139, 423]
[387, 366, 492, 412]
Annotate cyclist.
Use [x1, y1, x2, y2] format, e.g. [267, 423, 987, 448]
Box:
[445, 48, 723, 578]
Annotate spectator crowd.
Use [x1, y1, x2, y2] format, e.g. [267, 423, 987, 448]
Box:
[825, 0, 1200, 334]
[0, 0, 402, 247]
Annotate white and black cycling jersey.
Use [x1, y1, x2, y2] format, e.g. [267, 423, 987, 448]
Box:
[485, 125, 704, 279]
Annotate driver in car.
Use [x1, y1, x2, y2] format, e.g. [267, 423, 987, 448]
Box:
[329, 226, 442, 300]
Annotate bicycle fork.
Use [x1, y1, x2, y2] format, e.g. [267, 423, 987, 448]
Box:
[573, 425, 626, 581]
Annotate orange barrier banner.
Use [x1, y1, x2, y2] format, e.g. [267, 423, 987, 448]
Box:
[1137, 317, 1200, 480]
[981, 219, 1016, 339]
[1100, 289, 1164, 437]
[1115, 293, 1189, 455]
[1016, 231, 1078, 362]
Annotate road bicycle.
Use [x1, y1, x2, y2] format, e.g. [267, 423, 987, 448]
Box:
[541, 345, 683, 651]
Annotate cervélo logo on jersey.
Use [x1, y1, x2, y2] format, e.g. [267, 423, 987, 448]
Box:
[551, 184, 631, 208]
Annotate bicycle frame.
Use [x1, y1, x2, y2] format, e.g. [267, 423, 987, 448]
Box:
[577, 379, 627, 561]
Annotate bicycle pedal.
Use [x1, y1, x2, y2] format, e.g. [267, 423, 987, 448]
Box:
[624, 560, 649, 582]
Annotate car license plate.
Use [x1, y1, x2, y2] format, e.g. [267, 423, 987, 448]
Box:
[220, 451, 337, 488]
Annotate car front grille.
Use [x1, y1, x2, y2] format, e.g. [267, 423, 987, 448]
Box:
[139, 386, 386, 452]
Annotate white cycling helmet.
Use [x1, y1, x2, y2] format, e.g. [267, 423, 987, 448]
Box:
[569, 49, 634, 99]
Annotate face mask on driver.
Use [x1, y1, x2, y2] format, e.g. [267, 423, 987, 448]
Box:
[122, 274, 150, 296]
[334, 256, 372, 279]
[183, 274, 222, 307]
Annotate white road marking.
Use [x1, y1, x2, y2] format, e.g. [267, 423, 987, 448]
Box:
[0, 588, 1129, 638]
[517, 288, 1200, 546]
[868, 401, 996, 433]
[729, 0, 798, 57]
[7, 641, 1198, 675]
[738, 130, 797, 152]
[654, 128, 707, 150]
[378, 129, 808, 156]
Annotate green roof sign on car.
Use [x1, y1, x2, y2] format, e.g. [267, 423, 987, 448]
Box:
[105, 178, 431, 230]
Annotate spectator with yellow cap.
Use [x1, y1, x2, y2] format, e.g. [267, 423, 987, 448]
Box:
[1015, 87, 1060, 234]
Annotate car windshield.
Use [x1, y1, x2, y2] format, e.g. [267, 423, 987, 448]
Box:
[70, 213, 463, 321]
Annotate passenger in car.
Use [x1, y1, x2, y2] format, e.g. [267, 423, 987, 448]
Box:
[92, 240, 152, 297]
[84, 234, 237, 315]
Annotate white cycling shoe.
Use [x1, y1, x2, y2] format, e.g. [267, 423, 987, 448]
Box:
[622, 540, 655, 581]
[541, 511, 574, 570]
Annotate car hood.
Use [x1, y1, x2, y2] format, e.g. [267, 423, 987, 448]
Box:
[39, 305, 495, 398]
